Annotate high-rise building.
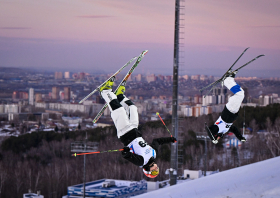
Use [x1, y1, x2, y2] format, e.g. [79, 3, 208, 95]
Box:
[29, 88, 34, 105]
[146, 74, 156, 83]
[64, 71, 70, 79]
[20, 92, 28, 99]
[64, 87, 71, 101]
[135, 74, 142, 81]
[55, 72, 63, 79]
[183, 75, 189, 80]
[35, 93, 42, 102]
[52, 87, 59, 100]
[12, 91, 19, 100]
[79, 72, 85, 80]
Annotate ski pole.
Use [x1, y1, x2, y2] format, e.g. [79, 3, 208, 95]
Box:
[205, 122, 219, 143]
[156, 112, 177, 143]
[72, 148, 131, 157]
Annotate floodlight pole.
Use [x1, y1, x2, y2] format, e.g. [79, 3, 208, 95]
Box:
[196, 127, 211, 176]
[170, 0, 181, 186]
[71, 132, 98, 198]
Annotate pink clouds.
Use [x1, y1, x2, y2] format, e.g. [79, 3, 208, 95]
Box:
[76, 15, 113, 19]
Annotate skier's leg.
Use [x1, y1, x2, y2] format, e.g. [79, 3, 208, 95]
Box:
[117, 94, 139, 128]
[101, 90, 135, 138]
[224, 77, 244, 113]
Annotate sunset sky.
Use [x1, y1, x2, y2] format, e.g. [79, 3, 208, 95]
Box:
[0, 0, 279, 77]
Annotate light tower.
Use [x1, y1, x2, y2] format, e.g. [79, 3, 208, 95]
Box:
[170, 0, 183, 186]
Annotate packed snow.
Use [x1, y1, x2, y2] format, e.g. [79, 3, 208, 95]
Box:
[135, 156, 280, 198]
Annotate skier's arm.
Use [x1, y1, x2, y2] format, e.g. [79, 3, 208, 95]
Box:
[121, 148, 144, 166]
[229, 125, 244, 141]
[151, 137, 176, 150]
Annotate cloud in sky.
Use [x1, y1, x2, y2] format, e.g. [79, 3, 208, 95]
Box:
[0, 27, 31, 30]
[248, 25, 280, 28]
[76, 15, 113, 19]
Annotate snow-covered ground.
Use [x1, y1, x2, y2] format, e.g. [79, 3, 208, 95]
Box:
[135, 156, 280, 198]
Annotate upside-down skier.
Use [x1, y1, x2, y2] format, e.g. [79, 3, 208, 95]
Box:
[99, 77, 176, 178]
[206, 71, 247, 144]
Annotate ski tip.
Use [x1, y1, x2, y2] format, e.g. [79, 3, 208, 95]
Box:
[156, 112, 159, 115]
[72, 153, 77, 157]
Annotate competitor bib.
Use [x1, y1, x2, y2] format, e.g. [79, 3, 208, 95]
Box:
[214, 116, 233, 134]
[127, 137, 156, 166]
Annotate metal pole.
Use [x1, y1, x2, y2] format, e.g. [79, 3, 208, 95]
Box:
[243, 106, 245, 136]
[170, 0, 180, 186]
[83, 132, 87, 198]
[204, 136, 207, 176]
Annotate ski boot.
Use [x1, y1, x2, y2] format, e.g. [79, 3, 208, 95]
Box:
[115, 81, 126, 96]
[221, 70, 238, 87]
[99, 76, 115, 92]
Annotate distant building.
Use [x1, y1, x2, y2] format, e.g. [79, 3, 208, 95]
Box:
[200, 75, 207, 81]
[29, 88, 34, 105]
[183, 75, 189, 80]
[35, 93, 42, 102]
[64, 87, 71, 101]
[52, 87, 59, 100]
[0, 104, 20, 113]
[65, 179, 147, 198]
[165, 75, 172, 82]
[157, 74, 165, 81]
[135, 74, 142, 81]
[184, 170, 202, 179]
[55, 72, 63, 79]
[146, 74, 156, 83]
[64, 71, 70, 79]
[193, 95, 202, 104]
[191, 75, 200, 80]
[12, 91, 19, 100]
[79, 72, 86, 80]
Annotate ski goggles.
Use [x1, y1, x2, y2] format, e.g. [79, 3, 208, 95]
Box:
[151, 168, 159, 176]
[143, 168, 159, 178]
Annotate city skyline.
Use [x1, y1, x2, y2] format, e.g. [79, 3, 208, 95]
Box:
[0, 0, 279, 77]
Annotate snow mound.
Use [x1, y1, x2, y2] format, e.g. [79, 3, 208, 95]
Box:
[135, 156, 280, 198]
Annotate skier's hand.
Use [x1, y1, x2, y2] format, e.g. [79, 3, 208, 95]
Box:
[122, 147, 131, 153]
[241, 137, 247, 142]
[171, 137, 177, 143]
[212, 140, 218, 144]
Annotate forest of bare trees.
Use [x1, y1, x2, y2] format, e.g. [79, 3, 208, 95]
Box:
[0, 104, 280, 198]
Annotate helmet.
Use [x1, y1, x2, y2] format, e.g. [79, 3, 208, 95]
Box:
[143, 167, 159, 178]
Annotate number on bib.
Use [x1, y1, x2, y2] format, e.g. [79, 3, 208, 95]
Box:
[139, 141, 147, 147]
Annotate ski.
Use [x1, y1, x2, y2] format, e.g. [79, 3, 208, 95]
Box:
[200, 47, 249, 93]
[93, 50, 148, 123]
[200, 48, 264, 97]
[79, 56, 137, 104]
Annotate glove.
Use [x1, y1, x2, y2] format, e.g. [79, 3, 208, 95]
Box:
[122, 147, 131, 153]
[241, 137, 247, 142]
[212, 140, 218, 144]
[171, 137, 177, 143]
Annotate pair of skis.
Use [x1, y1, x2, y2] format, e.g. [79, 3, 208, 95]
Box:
[200, 47, 265, 97]
[79, 50, 148, 123]
[92, 50, 148, 123]
[79, 56, 138, 104]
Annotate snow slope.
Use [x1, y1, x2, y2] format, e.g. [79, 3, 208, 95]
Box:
[135, 156, 280, 198]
